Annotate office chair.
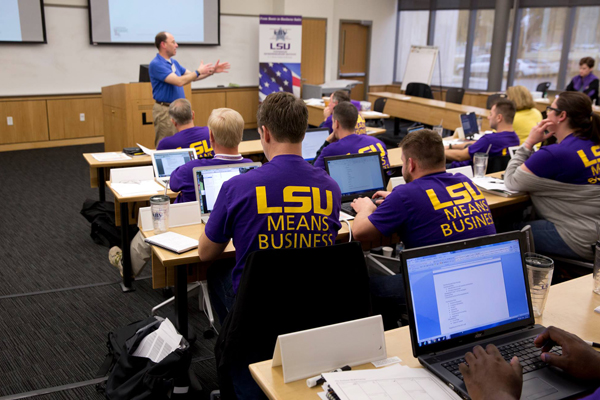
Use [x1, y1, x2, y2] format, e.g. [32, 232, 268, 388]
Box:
[486, 153, 511, 174]
[535, 82, 551, 98]
[214, 242, 371, 399]
[486, 93, 506, 109]
[366, 97, 388, 128]
[446, 88, 465, 104]
[405, 82, 434, 99]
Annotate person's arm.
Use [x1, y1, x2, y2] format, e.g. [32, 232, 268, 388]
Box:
[566, 77, 576, 91]
[585, 78, 599, 99]
[198, 233, 228, 261]
[445, 147, 471, 162]
[350, 197, 382, 241]
[165, 61, 214, 87]
[310, 141, 331, 167]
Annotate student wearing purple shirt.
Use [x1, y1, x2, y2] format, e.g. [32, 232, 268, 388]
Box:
[351, 129, 496, 329]
[446, 98, 520, 168]
[566, 57, 599, 105]
[155, 98, 214, 158]
[169, 108, 252, 203]
[459, 326, 600, 400]
[504, 92, 600, 260]
[319, 90, 366, 134]
[313, 101, 390, 171]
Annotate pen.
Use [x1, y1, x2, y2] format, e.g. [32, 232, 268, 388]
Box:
[306, 365, 351, 388]
[584, 340, 600, 349]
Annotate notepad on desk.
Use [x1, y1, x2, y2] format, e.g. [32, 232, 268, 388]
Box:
[473, 177, 521, 197]
[144, 232, 199, 254]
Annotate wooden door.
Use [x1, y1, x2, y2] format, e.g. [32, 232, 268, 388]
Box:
[301, 18, 327, 85]
[339, 22, 370, 101]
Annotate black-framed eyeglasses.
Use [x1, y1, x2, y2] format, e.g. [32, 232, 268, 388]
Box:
[546, 106, 562, 114]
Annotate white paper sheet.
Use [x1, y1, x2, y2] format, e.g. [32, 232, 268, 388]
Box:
[132, 318, 183, 363]
[92, 152, 131, 162]
[136, 143, 155, 155]
[111, 180, 164, 197]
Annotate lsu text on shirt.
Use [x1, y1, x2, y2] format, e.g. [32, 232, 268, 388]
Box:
[368, 172, 496, 248]
[313, 134, 390, 171]
[156, 126, 215, 158]
[525, 134, 600, 185]
[203, 154, 342, 293]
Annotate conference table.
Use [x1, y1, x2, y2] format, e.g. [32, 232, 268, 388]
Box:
[367, 92, 491, 133]
[249, 274, 600, 399]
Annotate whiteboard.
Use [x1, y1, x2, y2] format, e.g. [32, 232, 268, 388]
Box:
[0, 6, 259, 96]
[401, 45, 438, 91]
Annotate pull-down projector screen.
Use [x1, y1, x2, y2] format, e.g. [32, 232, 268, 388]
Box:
[88, 0, 220, 45]
[0, 0, 47, 43]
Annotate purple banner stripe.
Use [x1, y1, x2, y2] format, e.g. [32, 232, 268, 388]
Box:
[260, 15, 302, 25]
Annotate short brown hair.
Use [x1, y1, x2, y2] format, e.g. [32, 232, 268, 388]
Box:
[155, 31, 167, 51]
[333, 102, 358, 131]
[331, 90, 351, 104]
[208, 108, 245, 148]
[580, 57, 595, 69]
[169, 99, 193, 125]
[506, 85, 535, 111]
[400, 129, 445, 170]
[492, 98, 516, 124]
[257, 92, 308, 143]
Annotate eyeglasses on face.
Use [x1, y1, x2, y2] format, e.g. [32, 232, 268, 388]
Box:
[546, 106, 562, 114]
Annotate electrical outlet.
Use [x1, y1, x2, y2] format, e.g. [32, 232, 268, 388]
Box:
[7, 117, 13, 126]
[80, 113, 85, 122]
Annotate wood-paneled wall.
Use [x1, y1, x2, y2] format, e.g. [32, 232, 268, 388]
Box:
[191, 87, 258, 129]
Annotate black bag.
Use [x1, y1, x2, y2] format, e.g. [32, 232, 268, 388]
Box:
[81, 199, 121, 248]
[95, 316, 195, 400]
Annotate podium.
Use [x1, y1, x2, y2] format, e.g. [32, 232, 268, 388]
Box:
[101, 83, 192, 151]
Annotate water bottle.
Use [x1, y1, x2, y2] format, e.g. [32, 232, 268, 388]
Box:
[395, 241, 405, 259]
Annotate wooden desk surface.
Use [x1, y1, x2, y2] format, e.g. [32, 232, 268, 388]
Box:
[249, 275, 600, 400]
[106, 180, 178, 203]
[83, 153, 153, 188]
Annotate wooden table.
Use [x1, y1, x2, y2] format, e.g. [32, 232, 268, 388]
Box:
[307, 103, 390, 127]
[368, 92, 491, 134]
[249, 275, 600, 400]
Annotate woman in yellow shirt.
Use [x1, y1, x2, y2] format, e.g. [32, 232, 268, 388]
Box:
[506, 85, 543, 144]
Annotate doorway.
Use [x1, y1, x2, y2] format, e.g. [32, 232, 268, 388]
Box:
[338, 21, 371, 101]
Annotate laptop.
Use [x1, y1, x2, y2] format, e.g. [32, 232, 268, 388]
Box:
[151, 148, 197, 187]
[302, 128, 330, 161]
[193, 162, 262, 223]
[401, 231, 596, 400]
[324, 152, 386, 217]
[459, 112, 479, 140]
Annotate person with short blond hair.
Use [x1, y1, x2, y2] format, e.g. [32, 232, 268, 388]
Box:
[506, 85, 543, 144]
[207, 107, 245, 148]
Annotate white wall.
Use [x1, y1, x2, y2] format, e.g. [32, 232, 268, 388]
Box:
[2, 0, 397, 96]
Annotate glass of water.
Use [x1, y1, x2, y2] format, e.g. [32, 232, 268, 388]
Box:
[150, 195, 170, 235]
[525, 253, 554, 317]
[473, 153, 489, 178]
[433, 125, 443, 137]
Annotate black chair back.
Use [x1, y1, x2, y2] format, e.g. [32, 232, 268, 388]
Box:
[486, 93, 506, 109]
[373, 97, 387, 113]
[486, 154, 511, 174]
[535, 82, 551, 98]
[405, 83, 434, 99]
[446, 88, 465, 104]
[215, 242, 372, 398]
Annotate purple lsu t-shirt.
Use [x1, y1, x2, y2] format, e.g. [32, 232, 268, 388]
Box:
[525, 134, 600, 185]
[368, 172, 496, 248]
[204, 154, 342, 293]
[313, 134, 390, 171]
[156, 126, 214, 158]
[450, 131, 520, 168]
[169, 156, 253, 204]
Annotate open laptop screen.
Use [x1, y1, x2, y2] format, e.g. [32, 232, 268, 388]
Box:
[302, 128, 330, 161]
[153, 150, 196, 178]
[406, 238, 530, 348]
[460, 112, 479, 139]
[194, 164, 261, 214]
[324, 153, 385, 198]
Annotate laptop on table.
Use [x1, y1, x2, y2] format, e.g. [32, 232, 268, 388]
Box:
[193, 162, 262, 223]
[151, 148, 197, 187]
[302, 128, 331, 162]
[459, 112, 479, 140]
[401, 231, 596, 400]
[324, 152, 386, 217]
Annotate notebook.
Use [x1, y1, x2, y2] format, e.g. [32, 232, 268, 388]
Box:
[302, 128, 330, 161]
[144, 232, 198, 254]
[193, 162, 262, 223]
[324, 152, 386, 216]
[401, 231, 596, 400]
[151, 148, 197, 187]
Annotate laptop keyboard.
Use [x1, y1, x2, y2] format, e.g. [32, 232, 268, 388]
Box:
[341, 199, 378, 217]
[442, 339, 562, 381]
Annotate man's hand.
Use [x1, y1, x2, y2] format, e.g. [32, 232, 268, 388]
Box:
[459, 344, 522, 400]
[351, 197, 377, 214]
[372, 190, 391, 205]
[323, 107, 332, 119]
[198, 60, 214, 76]
[534, 326, 600, 380]
[213, 59, 230, 74]
[325, 132, 337, 143]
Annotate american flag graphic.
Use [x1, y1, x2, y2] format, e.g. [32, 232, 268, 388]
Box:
[259, 62, 301, 100]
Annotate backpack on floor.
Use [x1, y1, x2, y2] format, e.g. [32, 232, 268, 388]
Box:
[95, 316, 196, 400]
[80, 199, 121, 248]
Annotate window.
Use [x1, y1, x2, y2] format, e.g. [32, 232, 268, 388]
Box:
[512, 7, 568, 92]
[469, 10, 496, 90]
[566, 6, 600, 90]
[501, 9, 515, 90]
[395, 11, 430, 82]
[432, 10, 469, 88]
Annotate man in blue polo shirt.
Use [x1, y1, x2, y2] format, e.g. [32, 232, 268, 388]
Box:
[313, 101, 390, 170]
[149, 31, 230, 145]
[351, 129, 496, 329]
[156, 98, 214, 158]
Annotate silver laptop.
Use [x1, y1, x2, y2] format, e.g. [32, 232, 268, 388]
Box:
[151, 148, 197, 187]
[193, 162, 262, 223]
[401, 231, 596, 399]
[302, 128, 330, 161]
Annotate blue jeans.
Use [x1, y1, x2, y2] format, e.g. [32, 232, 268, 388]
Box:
[522, 220, 585, 260]
[207, 259, 236, 325]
